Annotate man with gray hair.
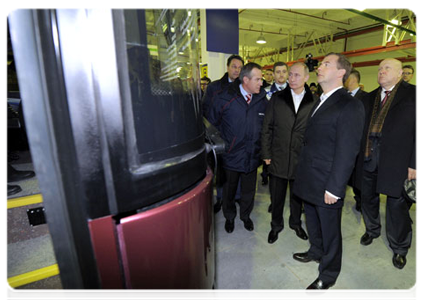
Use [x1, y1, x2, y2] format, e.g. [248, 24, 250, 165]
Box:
[261, 62, 318, 244]
[292, 53, 365, 289]
[208, 63, 268, 233]
[358, 58, 416, 270]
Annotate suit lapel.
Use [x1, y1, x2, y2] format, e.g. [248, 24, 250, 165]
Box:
[312, 89, 344, 118]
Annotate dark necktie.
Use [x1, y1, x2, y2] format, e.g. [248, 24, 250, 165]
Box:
[381, 91, 391, 107]
[246, 93, 252, 105]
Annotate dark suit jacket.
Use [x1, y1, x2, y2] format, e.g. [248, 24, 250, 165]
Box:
[354, 88, 368, 101]
[293, 88, 365, 208]
[354, 80, 416, 197]
[202, 72, 230, 118]
[261, 84, 318, 179]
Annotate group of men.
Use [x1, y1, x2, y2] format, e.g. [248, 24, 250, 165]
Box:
[202, 53, 416, 289]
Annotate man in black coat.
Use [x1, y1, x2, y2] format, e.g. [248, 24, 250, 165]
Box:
[357, 58, 416, 270]
[202, 54, 244, 118]
[208, 63, 268, 233]
[261, 62, 318, 244]
[203, 54, 244, 213]
[292, 53, 365, 289]
[345, 68, 368, 212]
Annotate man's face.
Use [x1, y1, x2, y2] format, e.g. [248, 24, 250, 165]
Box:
[264, 70, 273, 82]
[402, 67, 414, 83]
[227, 59, 243, 81]
[273, 65, 288, 85]
[200, 80, 208, 91]
[316, 54, 344, 86]
[243, 67, 263, 94]
[288, 64, 309, 92]
[378, 59, 402, 89]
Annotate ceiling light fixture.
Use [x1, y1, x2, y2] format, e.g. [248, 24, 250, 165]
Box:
[256, 32, 266, 44]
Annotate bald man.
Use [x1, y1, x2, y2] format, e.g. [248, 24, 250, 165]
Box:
[357, 58, 416, 270]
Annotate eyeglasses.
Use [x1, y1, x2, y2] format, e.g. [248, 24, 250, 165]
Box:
[403, 72, 413, 75]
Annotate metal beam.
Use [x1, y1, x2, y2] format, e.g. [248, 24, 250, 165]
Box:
[345, 9, 416, 35]
[277, 9, 351, 26]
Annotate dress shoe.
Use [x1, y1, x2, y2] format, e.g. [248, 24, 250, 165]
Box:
[261, 177, 268, 185]
[268, 230, 279, 244]
[291, 226, 308, 240]
[306, 278, 333, 290]
[224, 219, 234, 233]
[293, 252, 320, 263]
[268, 204, 272, 213]
[8, 164, 35, 183]
[360, 233, 375, 246]
[242, 218, 254, 231]
[7, 184, 22, 196]
[392, 254, 407, 269]
[214, 198, 222, 214]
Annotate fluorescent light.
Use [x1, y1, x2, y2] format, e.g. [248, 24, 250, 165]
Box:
[256, 33, 266, 44]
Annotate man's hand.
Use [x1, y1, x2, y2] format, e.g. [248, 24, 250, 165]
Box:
[408, 168, 416, 180]
[264, 159, 271, 165]
[324, 192, 338, 205]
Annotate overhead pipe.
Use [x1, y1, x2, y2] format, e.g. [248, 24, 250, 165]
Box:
[250, 16, 420, 58]
[352, 56, 415, 68]
[345, 9, 416, 35]
[261, 40, 415, 69]
[277, 9, 351, 25]
[239, 27, 306, 37]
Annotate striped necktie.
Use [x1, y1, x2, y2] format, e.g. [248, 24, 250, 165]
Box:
[381, 91, 391, 107]
[246, 93, 252, 105]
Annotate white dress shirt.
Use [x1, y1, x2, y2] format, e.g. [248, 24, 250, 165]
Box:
[349, 87, 360, 97]
[312, 86, 343, 117]
[275, 82, 288, 91]
[381, 85, 395, 102]
[290, 88, 306, 113]
[239, 84, 250, 101]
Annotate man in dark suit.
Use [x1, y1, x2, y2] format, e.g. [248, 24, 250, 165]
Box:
[292, 53, 365, 289]
[208, 63, 268, 233]
[358, 58, 416, 270]
[261, 62, 317, 244]
[345, 68, 368, 212]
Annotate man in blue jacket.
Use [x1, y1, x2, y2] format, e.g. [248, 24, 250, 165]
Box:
[208, 62, 268, 233]
[292, 53, 365, 289]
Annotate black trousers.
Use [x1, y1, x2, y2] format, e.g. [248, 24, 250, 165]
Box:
[269, 175, 302, 232]
[303, 200, 343, 285]
[222, 169, 257, 221]
[361, 167, 413, 256]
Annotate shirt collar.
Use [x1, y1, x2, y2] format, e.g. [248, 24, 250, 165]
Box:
[291, 87, 306, 97]
[321, 86, 343, 102]
[382, 85, 395, 93]
[275, 82, 287, 91]
[350, 87, 360, 96]
[239, 83, 250, 99]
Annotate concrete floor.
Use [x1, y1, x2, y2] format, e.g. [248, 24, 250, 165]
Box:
[7, 160, 417, 292]
[214, 171, 417, 290]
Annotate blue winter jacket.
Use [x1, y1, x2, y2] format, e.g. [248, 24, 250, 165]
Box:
[207, 80, 268, 173]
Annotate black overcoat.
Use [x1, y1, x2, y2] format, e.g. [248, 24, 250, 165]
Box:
[261, 84, 317, 179]
[354, 80, 416, 197]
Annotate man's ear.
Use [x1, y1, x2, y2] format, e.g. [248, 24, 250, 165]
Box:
[338, 69, 346, 81]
